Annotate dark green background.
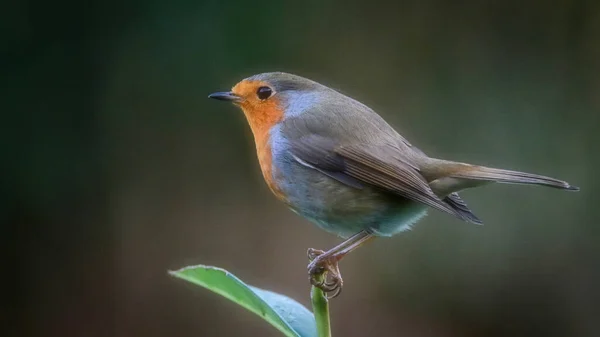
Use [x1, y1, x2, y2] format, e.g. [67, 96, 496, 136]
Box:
[4, 1, 599, 336]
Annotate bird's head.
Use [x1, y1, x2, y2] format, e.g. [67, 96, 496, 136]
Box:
[209, 72, 326, 136]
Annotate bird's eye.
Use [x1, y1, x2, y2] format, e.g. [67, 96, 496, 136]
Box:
[256, 86, 273, 100]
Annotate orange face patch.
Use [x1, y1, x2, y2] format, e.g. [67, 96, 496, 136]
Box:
[231, 80, 286, 201]
[231, 80, 283, 138]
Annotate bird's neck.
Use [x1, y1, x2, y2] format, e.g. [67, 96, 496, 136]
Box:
[240, 100, 284, 152]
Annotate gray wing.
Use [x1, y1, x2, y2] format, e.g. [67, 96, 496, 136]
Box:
[289, 134, 464, 219]
[281, 92, 480, 223]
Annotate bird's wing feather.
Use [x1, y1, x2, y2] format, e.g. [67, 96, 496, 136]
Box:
[444, 193, 483, 225]
[289, 134, 462, 219]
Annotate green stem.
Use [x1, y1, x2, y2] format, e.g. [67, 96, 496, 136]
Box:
[310, 273, 332, 337]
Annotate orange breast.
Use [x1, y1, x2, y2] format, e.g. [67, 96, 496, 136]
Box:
[239, 94, 287, 203]
[256, 141, 287, 202]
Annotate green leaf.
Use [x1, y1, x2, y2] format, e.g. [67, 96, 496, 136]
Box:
[170, 265, 317, 337]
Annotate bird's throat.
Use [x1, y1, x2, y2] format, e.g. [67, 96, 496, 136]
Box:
[240, 100, 287, 202]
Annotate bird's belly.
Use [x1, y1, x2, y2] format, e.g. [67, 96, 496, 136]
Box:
[273, 160, 428, 238]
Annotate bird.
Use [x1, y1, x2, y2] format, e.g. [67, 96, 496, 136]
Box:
[208, 72, 579, 298]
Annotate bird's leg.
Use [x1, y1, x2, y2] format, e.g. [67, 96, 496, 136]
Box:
[307, 230, 375, 298]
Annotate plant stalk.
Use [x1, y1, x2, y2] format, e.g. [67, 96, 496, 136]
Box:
[310, 273, 332, 337]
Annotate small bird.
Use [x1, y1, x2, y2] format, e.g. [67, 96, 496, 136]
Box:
[209, 72, 579, 297]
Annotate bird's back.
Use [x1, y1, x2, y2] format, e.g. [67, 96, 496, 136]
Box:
[280, 87, 418, 153]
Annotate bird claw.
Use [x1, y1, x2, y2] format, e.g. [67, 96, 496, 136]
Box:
[307, 248, 325, 261]
[325, 284, 342, 299]
[307, 249, 344, 299]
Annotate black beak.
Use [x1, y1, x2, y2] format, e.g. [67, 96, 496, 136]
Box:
[208, 91, 242, 102]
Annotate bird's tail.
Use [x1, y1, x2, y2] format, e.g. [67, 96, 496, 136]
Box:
[446, 163, 579, 191]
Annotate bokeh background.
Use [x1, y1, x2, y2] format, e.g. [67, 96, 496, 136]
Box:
[4, 0, 599, 336]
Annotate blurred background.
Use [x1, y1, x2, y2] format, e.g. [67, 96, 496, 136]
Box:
[3, 0, 599, 336]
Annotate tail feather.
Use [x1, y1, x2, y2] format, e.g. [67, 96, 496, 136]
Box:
[451, 165, 579, 191]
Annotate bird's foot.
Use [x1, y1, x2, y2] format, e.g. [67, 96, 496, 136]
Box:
[307, 248, 343, 299]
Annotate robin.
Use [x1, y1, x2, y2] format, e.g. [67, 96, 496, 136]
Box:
[209, 72, 579, 298]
